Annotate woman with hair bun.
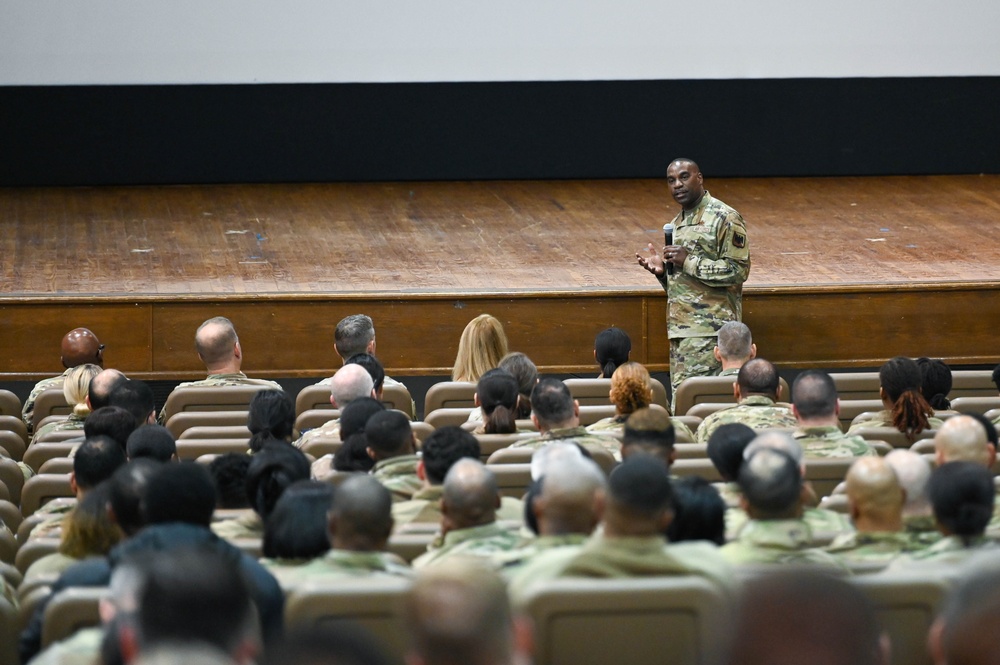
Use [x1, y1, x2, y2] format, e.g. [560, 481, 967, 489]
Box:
[30, 363, 101, 444]
[473, 369, 520, 435]
[848, 356, 944, 442]
[916, 357, 958, 415]
[594, 327, 632, 378]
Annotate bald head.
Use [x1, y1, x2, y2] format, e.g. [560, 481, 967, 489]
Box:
[328, 475, 393, 551]
[329, 364, 375, 408]
[535, 456, 607, 536]
[935, 415, 995, 467]
[442, 459, 500, 530]
[195, 317, 239, 370]
[883, 450, 933, 518]
[88, 368, 126, 411]
[61, 328, 103, 369]
[737, 358, 781, 400]
[845, 457, 905, 532]
[529, 442, 585, 481]
[739, 448, 803, 519]
[744, 431, 804, 466]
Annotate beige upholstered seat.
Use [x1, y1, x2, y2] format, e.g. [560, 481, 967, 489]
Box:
[380, 383, 415, 419]
[161, 385, 266, 423]
[487, 446, 616, 475]
[563, 378, 670, 410]
[41, 587, 105, 649]
[293, 409, 339, 438]
[164, 410, 250, 440]
[387, 533, 436, 563]
[0, 500, 23, 533]
[31, 388, 71, 432]
[0, 390, 20, 420]
[178, 425, 252, 440]
[836, 399, 885, 431]
[522, 576, 730, 665]
[825, 372, 881, 401]
[803, 457, 856, 499]
[23, 442, 79, 475]
[14, 538, 60, 575]
[20, 474, 74, 517]
[0, 415, 29, 451]
[674, 444, 709, 459]
[487, 463, 533, 499]
[424, 408, 476, 429]
[37, 458, 74, 475]
[0, 526, 16, 566]
[0, 430, 26, 462]
[174, 439, 251, 461]
[33, 427, 82, 445]
[0, 458, 25, 505]
[423, 382, 477, 415]
[674, 376, 791, 417]
[950, 396, 1000, 415]
[950, 370, 998, 400]
[300, 438, 342, 460]
[851, 427, 937, 449]
[671, 459, 724, 483]
[473, 433, 535, 461]
[0, 591, 18, 665]
[852, 572, 950, 665]
[295, 385, 334, 416]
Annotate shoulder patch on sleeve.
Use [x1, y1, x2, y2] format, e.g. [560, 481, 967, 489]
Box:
[733, 232, 746, 249]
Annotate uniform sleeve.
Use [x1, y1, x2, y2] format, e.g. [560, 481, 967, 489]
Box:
[681, 211, 750, 287]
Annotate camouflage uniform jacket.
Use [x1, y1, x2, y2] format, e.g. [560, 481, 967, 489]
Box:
[23, 369, 72, 434]
[413, 522, 523, 569]
[495, 533, 589, 576]
[720, 519, 848, 569]
[696, 395, 797, 444]
[371, 454, 422, 502]
[793, 426, 877, 458]
[718, 367, 740, 377]
[27, 626, 103, 665]
[30, 413, 86, 448]
[903, 514, 943, 547]
[890, 535, 996, 569]
[655, 191, 751, 340]
[714, 481, 742, 509]
[261, 549, 412, 590]
[825, 531, 925, 568]
[586, 415, 696, 443]
[847, 409, 945, 433]
[27, 499, 77, 541]
[392, 485, 524, 528]
[293, 418, 340, 450]
[509, 426, 621, 461]
[210, 511, 263, 540]
[176, 372, 282, 390]
[726, 503, 853, 543]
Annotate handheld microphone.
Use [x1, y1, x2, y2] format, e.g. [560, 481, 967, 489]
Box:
[663, 223, 674, 276]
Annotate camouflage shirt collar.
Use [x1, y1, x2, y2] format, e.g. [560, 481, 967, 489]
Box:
[205, 372, 249, 380]
[322, 549, 396, 571]
[738, 395, 778, 407]
[739, 519, 813, 549]
[680, 190, 714, 222]
[793, 426, 842, 439]
[411, 485, 443, 501]
[541, 426, 591, 440]
[441, 522, 508, 547]
[372, 454, 420, 476]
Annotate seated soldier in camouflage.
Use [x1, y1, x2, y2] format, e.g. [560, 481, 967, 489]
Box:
[293, 364, 375, 449]
[413, 459, 521, 569]
[713, 321, 756, 378]
[928, 558, 1000, 665]
[696, 359, 796, 444]
[721, 447, 846, 569]
[316, 315, 412, 409]
[826, 457, 925, 570]
[367, 410, 421, 502]
[933, 415, 1000, 538]
[883, 449, 939, 546]
[308, 397, 384, 479]
[791, 370, 876, 458]
[620, 407, 677, 469]
[707, 423, 757, 509]
[393, 427, 522, 530]
[23, 327, 104, 435]
[30, 363, 101, 446]
[508, 378, 619, 460]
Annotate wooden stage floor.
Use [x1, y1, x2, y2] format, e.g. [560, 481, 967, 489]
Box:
[1, 175, 998, 380]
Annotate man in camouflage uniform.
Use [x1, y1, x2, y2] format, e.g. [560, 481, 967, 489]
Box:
[933, 415, 1000, 539]
[619, 407, 679, 468]
[293, 364, 374, 449]
[714, 321, 756, 378]
[884, 450, 941, 546]
[826, 457, 925, 569]
[413, 459, 522, 569]
[23, 327, 104, 434]
[696, 359, 796, 444]
[636, 159, 750, 400]
[367, 410, 422, 502]
[721, 448, 846, 569]
[508, 378, 620, 460]
[175, 316, 282, 390]
[791, 370, 876, 458]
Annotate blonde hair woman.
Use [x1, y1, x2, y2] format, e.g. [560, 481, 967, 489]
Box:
[30, 362, 101, 444]
[451, 314, 509, 382]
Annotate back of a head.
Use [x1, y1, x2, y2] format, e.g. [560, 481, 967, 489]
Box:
[109, 379, 156, 428]
[333, 433, 377, 473]
[64, 363, 102, 415]
[621, 407, 675, 461]
[716, 321, 754, 363]
[74, 435, 128, 490]
[195, 317, 238, 367]
[144, 461, 217, 528]
[928, 461, 994, 542]
[530, 378, 575, 428]
[737, 358, 780, 398]
[331, 364, 376, 407]
[791, 370, 838, 420]
[967, 412, 999, 449]
[338, 397, 385, 440]
[335, 314, 376, 361]
[263, 480, 334, 559]
[61, 481, 122, 558]
[707, 422, 756, 481]
[529, 442, 585, 481]
[666, 476, 726, 545]
[883, 450, 932, 515]
[744, 431, 804, 466]
[84, 405, 139, 450]
[880, 356, 933, 440]
[477, 369, 519, 434]
[844, 457, 904, 525]
[330, 475, 394, 549]
[935, 415, 991, 466]
[89, 369, 127, 411]
[442, 458, 499, 529]
[364, 410, 413, 458]
[209, 453, 253, 509]
[609, 362, 652, 415]
[498, 352, 538, 412]
[247, 389, 295, 452]
[346, 354, 386, 395]
[110, 459, 163, 536]
[452, 314, 508, 382]
[405, 560, 515, 665]
[607, 455, 674, 520]
[422, 427, 481, 485]
[917, 357, 953, 411]
[61, 327, 103, 368]
[246, 442, 311, 521]
[137, 548, 257, 657]
[537, 456, 607, 536]
[728, 570, 883, 665]
[126, 425, 177, 463]
[595, 327, 632, 378]
[936, 561, 1000, 665]
[993, 363, 1000, 394]
[738, 448, 802, 519]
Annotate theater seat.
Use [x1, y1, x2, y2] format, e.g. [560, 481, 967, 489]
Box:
[522, 576, 730, 665]
[851, 427, 937, 449]
[23, 442, 79, 475]
[424, 408, 476, 429]
[14, 538, 59, 575]
[423, 382, 477, 416]
[674, 376, 791, 417]
[174, 439, 251, 461]
[0, 390, 21, 419]
[164, 410, 250, 440]
[31, 389, 71, 432]
[473, 433, 535, 461]
[0, 430, 26, 462]
[161, 385, 267, 423]
[487, 446, 616, 476]
[177, 425, 252, 441]
[0, 457, 25, 505]
[380, 383, 415, 419]
[564, 378, 670, 410]
[950, 396, 1000, 416]
[852, 572, 950, 665]
[0, 592, 17, 665]
[41, 587, 105, 649]
[487, 464, 533, 499]
[826, 372, 881, 401]
[295, 385, 334, 416]
[950, 370, 998, 400]
[20, 474, 74, 517]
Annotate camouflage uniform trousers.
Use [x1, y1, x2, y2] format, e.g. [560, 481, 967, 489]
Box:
[669, 336, 720, 402]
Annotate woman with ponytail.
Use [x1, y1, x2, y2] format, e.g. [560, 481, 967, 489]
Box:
[594, 327, 632, 378]
[848, 356, 944, 442]
[473, 369, 520, 435]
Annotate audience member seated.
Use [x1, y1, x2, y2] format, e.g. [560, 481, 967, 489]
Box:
[928, 558, 1000, 665]
[87, 368, 126, 413]
[346, 353, 388, 400]
[393, 427, 523, 530]
[707, 423, 757, 508]
[310, 396, 385, 478]
[296, 366, 374, 455]
[917, 356, 957, 415]
[499, 351, 538, 419]
[126, 425, 177, 462]
[508, 379, 619, 460]
[414, 459, 521, 568]
[213, 442, 310, 540]
[469, 369, 521, 434]
[247, 389, 295, 453]
[367, 411, 421, 502]
[318, 314, 410, 396]
[594, 326, 631, 378]
[666, 477, 726, 545]
[848, 356, 944, 440]
[109, 379, 158, 428]
[171, 316, 282, 392]
[720, 447, 845, 569]
[713, 321, 756, 377]
[508, 456, 732, 606]
[791, 370, 876, 457]
[258, 481, 334, 587]
[209, 453, 253, 509]
[696, 359, 796, 444]
[932, 415, 1000, 538]
[825, 457, 922, 568]
[83, 405, 139, 451]
[883, 449, 938, 545]
[587, 361, 653, 433]
[23, 327, 104, 434]
[452, 314, 508, 383]
[30, 363, 101, 444]
[620, 407, 677, 468]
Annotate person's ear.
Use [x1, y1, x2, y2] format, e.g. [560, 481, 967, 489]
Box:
[833, 398, 841, 417]
[987, 443, 997, 469]
[775, 384, 783, 401]
[748, 343, 757, 360]
[792, 404, 801, 420]
[234, 341, 242, 359]
[573, 400, 580, 418]
[366, 446, 377, 461]
[330, 394, 339, 408]
[474, 393, 481, 408]
[531, 414, 541, 431]
[69, 472, 78, 496]
[659, 508, 675, 532]
[733, 383, 742, 400]
[927, 618, 946, 665]
[713, 346, 722, 363]
[592, 489, 607, 522]
[416, 460, 427, 482]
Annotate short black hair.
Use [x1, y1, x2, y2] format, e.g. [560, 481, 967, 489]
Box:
[84, 406, 138, 450]
[364, 410, 412, 457]
[622, 408, 675, 451]
[143, 461, 217, 527]
[332, 433, 377, 473]
[339, 397, 385, 440]
[126, 425, 176, 463]
[791, 370, 838, 419]
[929, 461, 994, 541]
[422, 427, 481, 485]
[346, 353, 386, 394]
[916, 357, 953, 411]
[737, 358, 781, 397]
[707, 422, 756, 481]
[108, 379, 156, 428]
[246, 442, 311, 520]
[109, 458, 162, 536]
[530, 378, 574, 426]
[209, 453, 253, 509]
[73, 435, 127, 490]
[738, 448, 802, 517]
[966, 412, 1000, 448]
[666, 476, 726, 545]
[607, 455, 673, 517]
[263, 480, 335, 559]
[247, 389, 295, 453]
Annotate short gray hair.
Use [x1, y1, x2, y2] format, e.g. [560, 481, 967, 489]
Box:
[334, 314, 375, 360]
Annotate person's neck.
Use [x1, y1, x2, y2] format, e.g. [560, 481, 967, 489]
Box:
[796, 415, 839, 428]
[332, 536, 383, 553]
[720, 359, 745, 371]
[206, 361, 240, 375]
[540, 419, 578, 434]
[602, 511, 660, 539]
[854, 513, 903, 534]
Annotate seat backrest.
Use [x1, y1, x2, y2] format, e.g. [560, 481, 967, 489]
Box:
[424, 408, 476, 430]
[0, 416, 29, 449]
[285, 578, 413, 663]
[178, 425, 252, 441]
[411, 422, 434, 444]
[0, 500, 23, 533]
[0, 430, 26, 462]
[0, 390, 20, 419]
[387, 533, 436, 563]
[162, 385, 267, 422]
[487, 463, 533, 498]
[23, 442, 80, 476]
[175, 439, 252, 461]
[41, 587, 105, 649]
[674, 376, 790, 416]
[837, 400, 886, 431]
[473, 433, 534, 461]
[950, 370, 998, 400]
[826, 372, 881, 401]
[0, 593, 17, 665]
[20, 474, 74, 517]
[563, 378, 669, 410]
[523, 576, 729, 665]
[0, 526, 15, 566]
[685, 402, 736, 421]
[576, 405, 617, 426]
[164, 410, 250, 440]
[14, 537, 60, 575]
[851, 427, 937, 449]
[804, 458, 856, 500]
[295, 384, 334, 416]
[34, 428, 85, 445]
[0, 457, 25, 505]
[380, 383, 415, 419]
[986, 408, 1000, 423]
[424, 381, 477, 415]
[674, 444, 709, 459]
[31, 388, 71, 431]
[670, 459, 724, 482]
[37, 458, 75, 475]
[909, 439, 935, 455]
[950, 396, 1000, 416]
[294, 409, 339, 437]
[300, 438, 342, 460]
[852, 572, 950, 665]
